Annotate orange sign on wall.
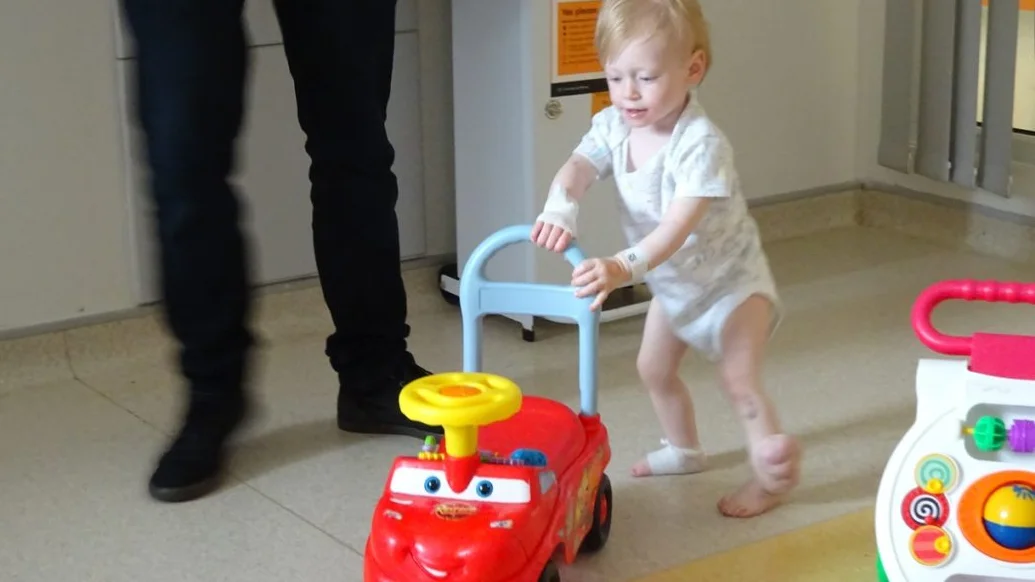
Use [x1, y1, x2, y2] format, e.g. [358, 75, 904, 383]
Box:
[556, 1, 603, 77]
[982, 0, 1035, 10]
[591, 91, 611, 115]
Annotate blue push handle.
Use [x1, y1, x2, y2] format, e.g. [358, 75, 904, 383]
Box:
[459, 225, 601, 417]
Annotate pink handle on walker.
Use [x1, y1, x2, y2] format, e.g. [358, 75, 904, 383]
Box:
[912, 280, 1035, 356]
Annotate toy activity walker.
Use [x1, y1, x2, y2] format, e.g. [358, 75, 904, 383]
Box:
[364, 225, 614, 582]
[875, 280, 1035, 581]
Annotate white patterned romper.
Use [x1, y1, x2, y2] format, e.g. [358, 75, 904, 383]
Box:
[573, 94, 782, 361]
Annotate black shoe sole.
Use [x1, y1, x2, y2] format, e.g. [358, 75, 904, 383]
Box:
[337, 417, 442, 439]
[148, 473, 222, 503]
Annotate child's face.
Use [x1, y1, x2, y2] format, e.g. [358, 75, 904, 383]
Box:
[604, 34, 706, 129]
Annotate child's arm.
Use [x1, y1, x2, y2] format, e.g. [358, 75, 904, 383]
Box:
[532, 155, 600, 251]
[617, 197, 711, 276]
[532, 109, 617, 251]
[573, 136, 732, 309]
[554, 154, 601, 198]
[573, 198, 710, 308]
[613, 136, 733, 281]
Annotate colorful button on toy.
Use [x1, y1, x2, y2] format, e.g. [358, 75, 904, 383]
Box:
[902, 486, 950, 529]
[914, 453, 960, 494]
[910, 525, 954, 567]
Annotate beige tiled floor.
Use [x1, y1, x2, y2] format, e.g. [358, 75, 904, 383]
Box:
[631, 509, 879, 581]
[3, 226, 1035, 581]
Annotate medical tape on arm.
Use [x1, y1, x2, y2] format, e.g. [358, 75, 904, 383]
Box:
[535, 183, 579, 237]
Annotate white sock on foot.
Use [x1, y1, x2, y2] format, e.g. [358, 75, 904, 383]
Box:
[645, 439, 708, 476]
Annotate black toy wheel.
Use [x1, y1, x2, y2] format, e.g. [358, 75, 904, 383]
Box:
[438, 263, 459, 306]
[579, 473, 613, 554]
[538, 559, 561, 582]
[522, 326, 536, 342]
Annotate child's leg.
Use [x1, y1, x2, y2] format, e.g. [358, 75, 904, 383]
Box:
[631, 298, 707, 477]
[715, 295, 800, 518]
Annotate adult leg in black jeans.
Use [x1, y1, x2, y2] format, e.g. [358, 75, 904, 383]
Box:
[272, 0, 435, 433]
[122, 0, 438, 504]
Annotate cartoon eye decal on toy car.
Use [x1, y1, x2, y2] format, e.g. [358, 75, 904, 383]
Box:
[390, 467, 532, 503]
[475, 480, 493, 498]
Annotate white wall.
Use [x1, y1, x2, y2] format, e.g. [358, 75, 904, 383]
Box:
[0, 0, 962, 335]
[697, 0, 859, 198]
[0, 0, 134, 332]
[856, 0, 1035, 218]
[0, 0, 455, 335]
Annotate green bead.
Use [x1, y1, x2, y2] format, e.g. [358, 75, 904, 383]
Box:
[876, 552, 888, 582]
[972, 416, 1006, 452]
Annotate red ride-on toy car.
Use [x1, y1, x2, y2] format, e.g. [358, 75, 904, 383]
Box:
[363, 225, 613, 582]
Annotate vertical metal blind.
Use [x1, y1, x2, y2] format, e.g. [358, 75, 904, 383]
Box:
[879, 0, 1020, 196]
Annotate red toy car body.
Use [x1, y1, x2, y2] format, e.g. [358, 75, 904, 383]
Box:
[363, 225, 615, 582]
[364, 396, 611, 581]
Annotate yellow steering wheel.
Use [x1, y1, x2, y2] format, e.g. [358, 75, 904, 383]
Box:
[399, 372, 522, 458]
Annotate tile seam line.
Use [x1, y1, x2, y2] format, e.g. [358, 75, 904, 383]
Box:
[59, 334, 366, 559]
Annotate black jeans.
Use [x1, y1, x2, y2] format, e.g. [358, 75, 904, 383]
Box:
[122, 0, 409, 399]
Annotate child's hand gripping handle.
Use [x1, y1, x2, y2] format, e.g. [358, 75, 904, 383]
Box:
[912, 280, 1035, 355]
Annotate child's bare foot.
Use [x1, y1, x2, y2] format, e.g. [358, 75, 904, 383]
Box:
[631, 439, 707, 477]
[718, 434, 800, 518]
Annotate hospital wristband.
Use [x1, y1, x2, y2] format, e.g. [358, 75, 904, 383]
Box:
[614, 246, 649, 283]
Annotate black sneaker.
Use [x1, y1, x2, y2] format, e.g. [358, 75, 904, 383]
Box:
[337, 357, 444, 439]
[147, 393, 248, 503]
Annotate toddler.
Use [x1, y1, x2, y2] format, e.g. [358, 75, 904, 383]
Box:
[531, 0, 800, 518]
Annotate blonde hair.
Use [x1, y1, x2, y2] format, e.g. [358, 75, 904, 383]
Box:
[595, 0, 712, 70]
